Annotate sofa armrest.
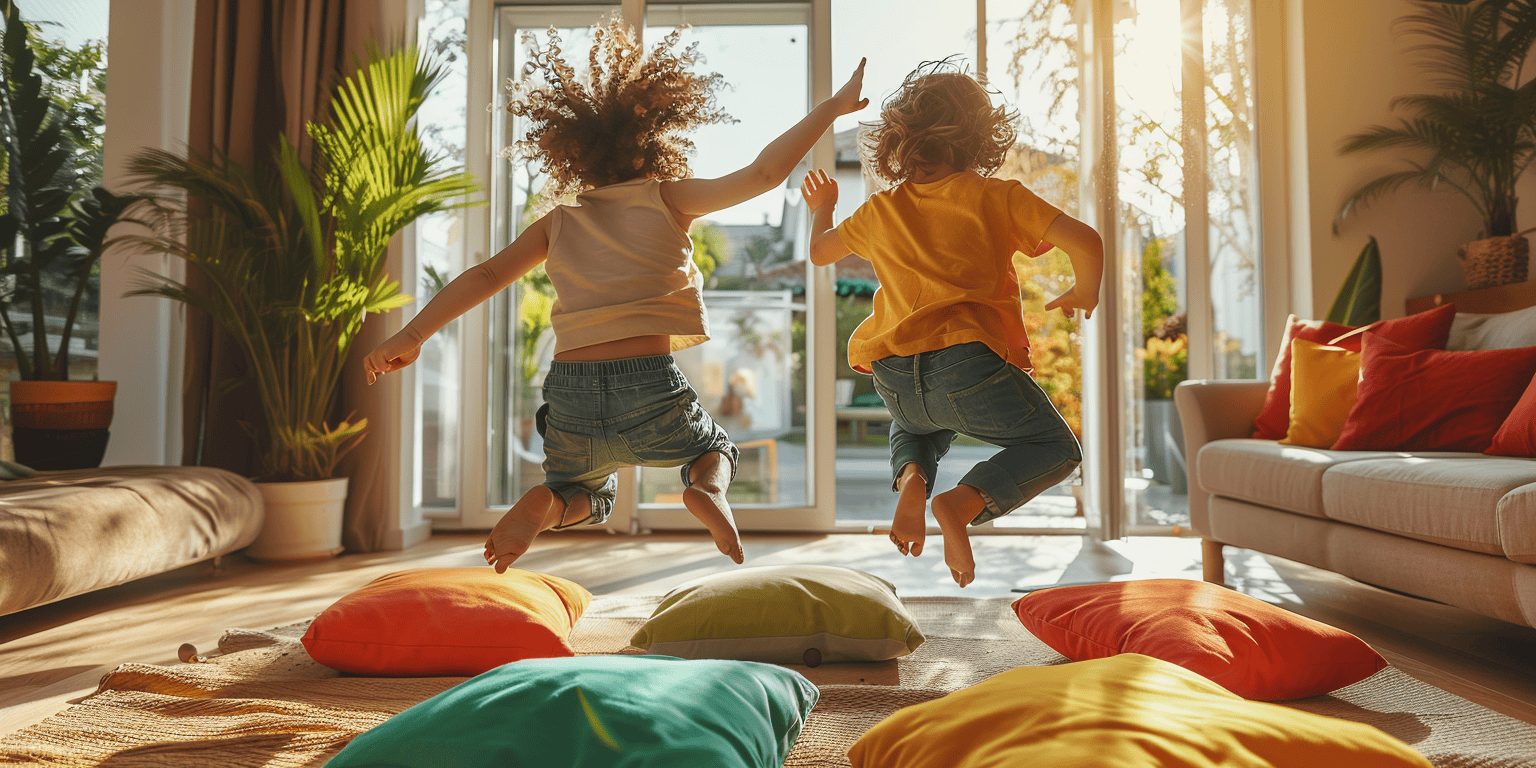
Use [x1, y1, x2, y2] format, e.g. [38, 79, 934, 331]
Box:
[1174, 379, 1269, 447]
[1174, 379, 1271, 539]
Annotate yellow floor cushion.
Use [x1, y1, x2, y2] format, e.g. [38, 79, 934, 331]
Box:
[847, 654, 1430, 768]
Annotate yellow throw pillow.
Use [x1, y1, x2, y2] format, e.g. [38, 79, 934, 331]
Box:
[847, 654, 1431, 768]
[1280, 338, 1362, 448]
[630, 565, 924, 664]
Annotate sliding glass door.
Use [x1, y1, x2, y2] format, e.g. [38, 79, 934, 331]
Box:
[407, 0, 1264, 538]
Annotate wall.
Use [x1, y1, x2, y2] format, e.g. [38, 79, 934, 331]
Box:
[100, 0, 195, 465]
[1292, 0, 1536, 319]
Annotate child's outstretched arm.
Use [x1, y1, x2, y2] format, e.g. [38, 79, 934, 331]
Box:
[363, 214, 553, 385]
[662, 59, 868, 218]
[801, 169, 851, 266]
[1037, 214, 1104, 320]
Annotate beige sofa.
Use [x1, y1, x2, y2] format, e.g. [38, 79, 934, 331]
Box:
[1176, 293, 1536, 629]
[0, 466, 264, 616]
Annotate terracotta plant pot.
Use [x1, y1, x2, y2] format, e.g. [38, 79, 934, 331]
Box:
[1457, 229, 1533, 289]
[8, 380, 117, 470]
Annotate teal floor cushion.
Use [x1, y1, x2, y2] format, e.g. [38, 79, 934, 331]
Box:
[325, 654, 819, 768]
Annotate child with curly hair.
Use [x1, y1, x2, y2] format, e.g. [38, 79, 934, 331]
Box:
[363, 18, 867, 572]
[801, 60, 1102, 587]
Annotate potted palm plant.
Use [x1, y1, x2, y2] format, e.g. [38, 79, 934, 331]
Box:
[124, 46, 479, 560]
[1335, 0, 1536, 289]
[0, 0, 139, 469]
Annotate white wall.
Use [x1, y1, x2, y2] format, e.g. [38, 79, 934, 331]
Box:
[99, 0, 195, 466]
[1289, 0, 1536, 319]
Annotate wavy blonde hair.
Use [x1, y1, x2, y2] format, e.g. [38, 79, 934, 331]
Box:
[504, 15, 734, 202]
[861, 59, 1017, 185]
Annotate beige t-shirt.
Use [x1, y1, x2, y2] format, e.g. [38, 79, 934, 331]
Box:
[545, 178, 708, 354]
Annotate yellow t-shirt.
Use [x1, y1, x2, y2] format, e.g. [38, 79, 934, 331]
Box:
[836, 171, 1063, 373]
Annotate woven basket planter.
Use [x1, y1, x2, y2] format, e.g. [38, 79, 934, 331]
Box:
[1457, 227, 1534, 289]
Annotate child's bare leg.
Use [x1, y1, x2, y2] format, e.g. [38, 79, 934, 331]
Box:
[930, 484, 986, 587]
[483, 485, 575, 573]
[890, 463, 927, 556]
[683, 451, 743, 564]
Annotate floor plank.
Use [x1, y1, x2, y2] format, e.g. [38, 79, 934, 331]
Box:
[2, 531, 1534, 740]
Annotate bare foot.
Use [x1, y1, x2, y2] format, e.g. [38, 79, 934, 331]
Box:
[684, 451, 743, 564]
[483, 485, 569, 573]
[890, 463, 927, 556]
[931, 485, 986, 588]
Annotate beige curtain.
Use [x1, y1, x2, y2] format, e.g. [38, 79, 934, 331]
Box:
[186, 0, 401, 551]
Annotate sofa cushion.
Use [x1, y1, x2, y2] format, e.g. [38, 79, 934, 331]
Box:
[1197, 440, 1422, 518]
[1498, 482, 1536, 565]
[1322, 458, 1536, 556]
[1449, 303, 1536, 351]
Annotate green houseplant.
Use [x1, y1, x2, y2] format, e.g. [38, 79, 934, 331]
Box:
[1335, 0, 1536, 288]
[124, 46, 478, 558]
[0, 0, 140, 469]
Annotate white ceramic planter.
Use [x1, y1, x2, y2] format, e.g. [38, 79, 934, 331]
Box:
[246, 477, 349, 561]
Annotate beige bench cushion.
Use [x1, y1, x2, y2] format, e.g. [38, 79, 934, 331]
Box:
[1323, 458, 1536, 556]
[1501, 483, 1536, 565]
[1196, 440, 1426, 518]
[0, 466, 263, 616]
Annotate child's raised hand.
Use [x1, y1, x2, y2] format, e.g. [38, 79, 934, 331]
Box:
[801, 169, 839, 212]
[832, 57, 869, 115]
[1044, 285, 1100, 321]
[363, 331, 424, 385]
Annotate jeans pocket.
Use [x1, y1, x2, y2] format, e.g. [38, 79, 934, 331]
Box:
[617, 398, 705, 464]
[948, 365, 1040, 439]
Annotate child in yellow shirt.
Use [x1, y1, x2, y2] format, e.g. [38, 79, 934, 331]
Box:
[802, 61, 1103, 587]
[364, 18, 868, 572]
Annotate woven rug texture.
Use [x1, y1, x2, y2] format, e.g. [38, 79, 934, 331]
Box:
[0, 595, 1533, 766]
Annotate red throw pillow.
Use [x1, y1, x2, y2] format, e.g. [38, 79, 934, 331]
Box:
[1488, 375, 1536, 457]
[1012, 579, 1386, 701]
[1251, 304, 1456, 440]
[1332, 332, 1536, 452]
[301, 567, 592, 676]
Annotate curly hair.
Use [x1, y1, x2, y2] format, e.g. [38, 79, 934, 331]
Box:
[504, 15, 734, 202]
[860, 59, 1018, 185]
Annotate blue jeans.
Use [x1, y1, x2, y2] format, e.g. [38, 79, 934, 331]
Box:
[537, 355, 738, 528]
[870, 342, 1082, 525]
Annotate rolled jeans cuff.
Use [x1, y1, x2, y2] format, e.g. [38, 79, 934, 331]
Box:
[546, 474, 618, 529]
[888, 454, 938, 500]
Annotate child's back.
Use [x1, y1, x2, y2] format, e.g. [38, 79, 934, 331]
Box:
[836, 170, 1062, 374]
[545, 178, 706, 354]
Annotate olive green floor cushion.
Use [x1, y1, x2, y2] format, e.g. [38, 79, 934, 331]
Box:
[630, 565, 925, 664]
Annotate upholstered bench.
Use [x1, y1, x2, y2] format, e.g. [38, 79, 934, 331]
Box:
[0, 466, 264, 616]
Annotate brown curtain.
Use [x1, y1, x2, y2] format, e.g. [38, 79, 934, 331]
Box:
[186, 0, 400, 551]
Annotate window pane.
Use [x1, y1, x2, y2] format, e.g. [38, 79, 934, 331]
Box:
[1206, 0, 1262, 383]
[414, 0, 472, 509]
[638, 5, 810, 508]
[828, 0, 983, 527]
[986, 0, 1087, 530]
[489, 6, 615, 508]
[1112, 0, 1190, 528]
[3, 1, 110, 445]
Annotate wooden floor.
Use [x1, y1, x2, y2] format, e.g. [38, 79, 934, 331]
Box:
[3, 530, 1536, 741]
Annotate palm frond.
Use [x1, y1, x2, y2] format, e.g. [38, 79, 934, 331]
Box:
[124, 44, 481, 481]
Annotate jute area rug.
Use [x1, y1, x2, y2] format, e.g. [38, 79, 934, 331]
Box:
[1, 596, 1534, 767]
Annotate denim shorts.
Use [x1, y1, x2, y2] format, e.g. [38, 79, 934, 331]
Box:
[871, 342, 1082, 525]
[536, 355, 738, 527]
